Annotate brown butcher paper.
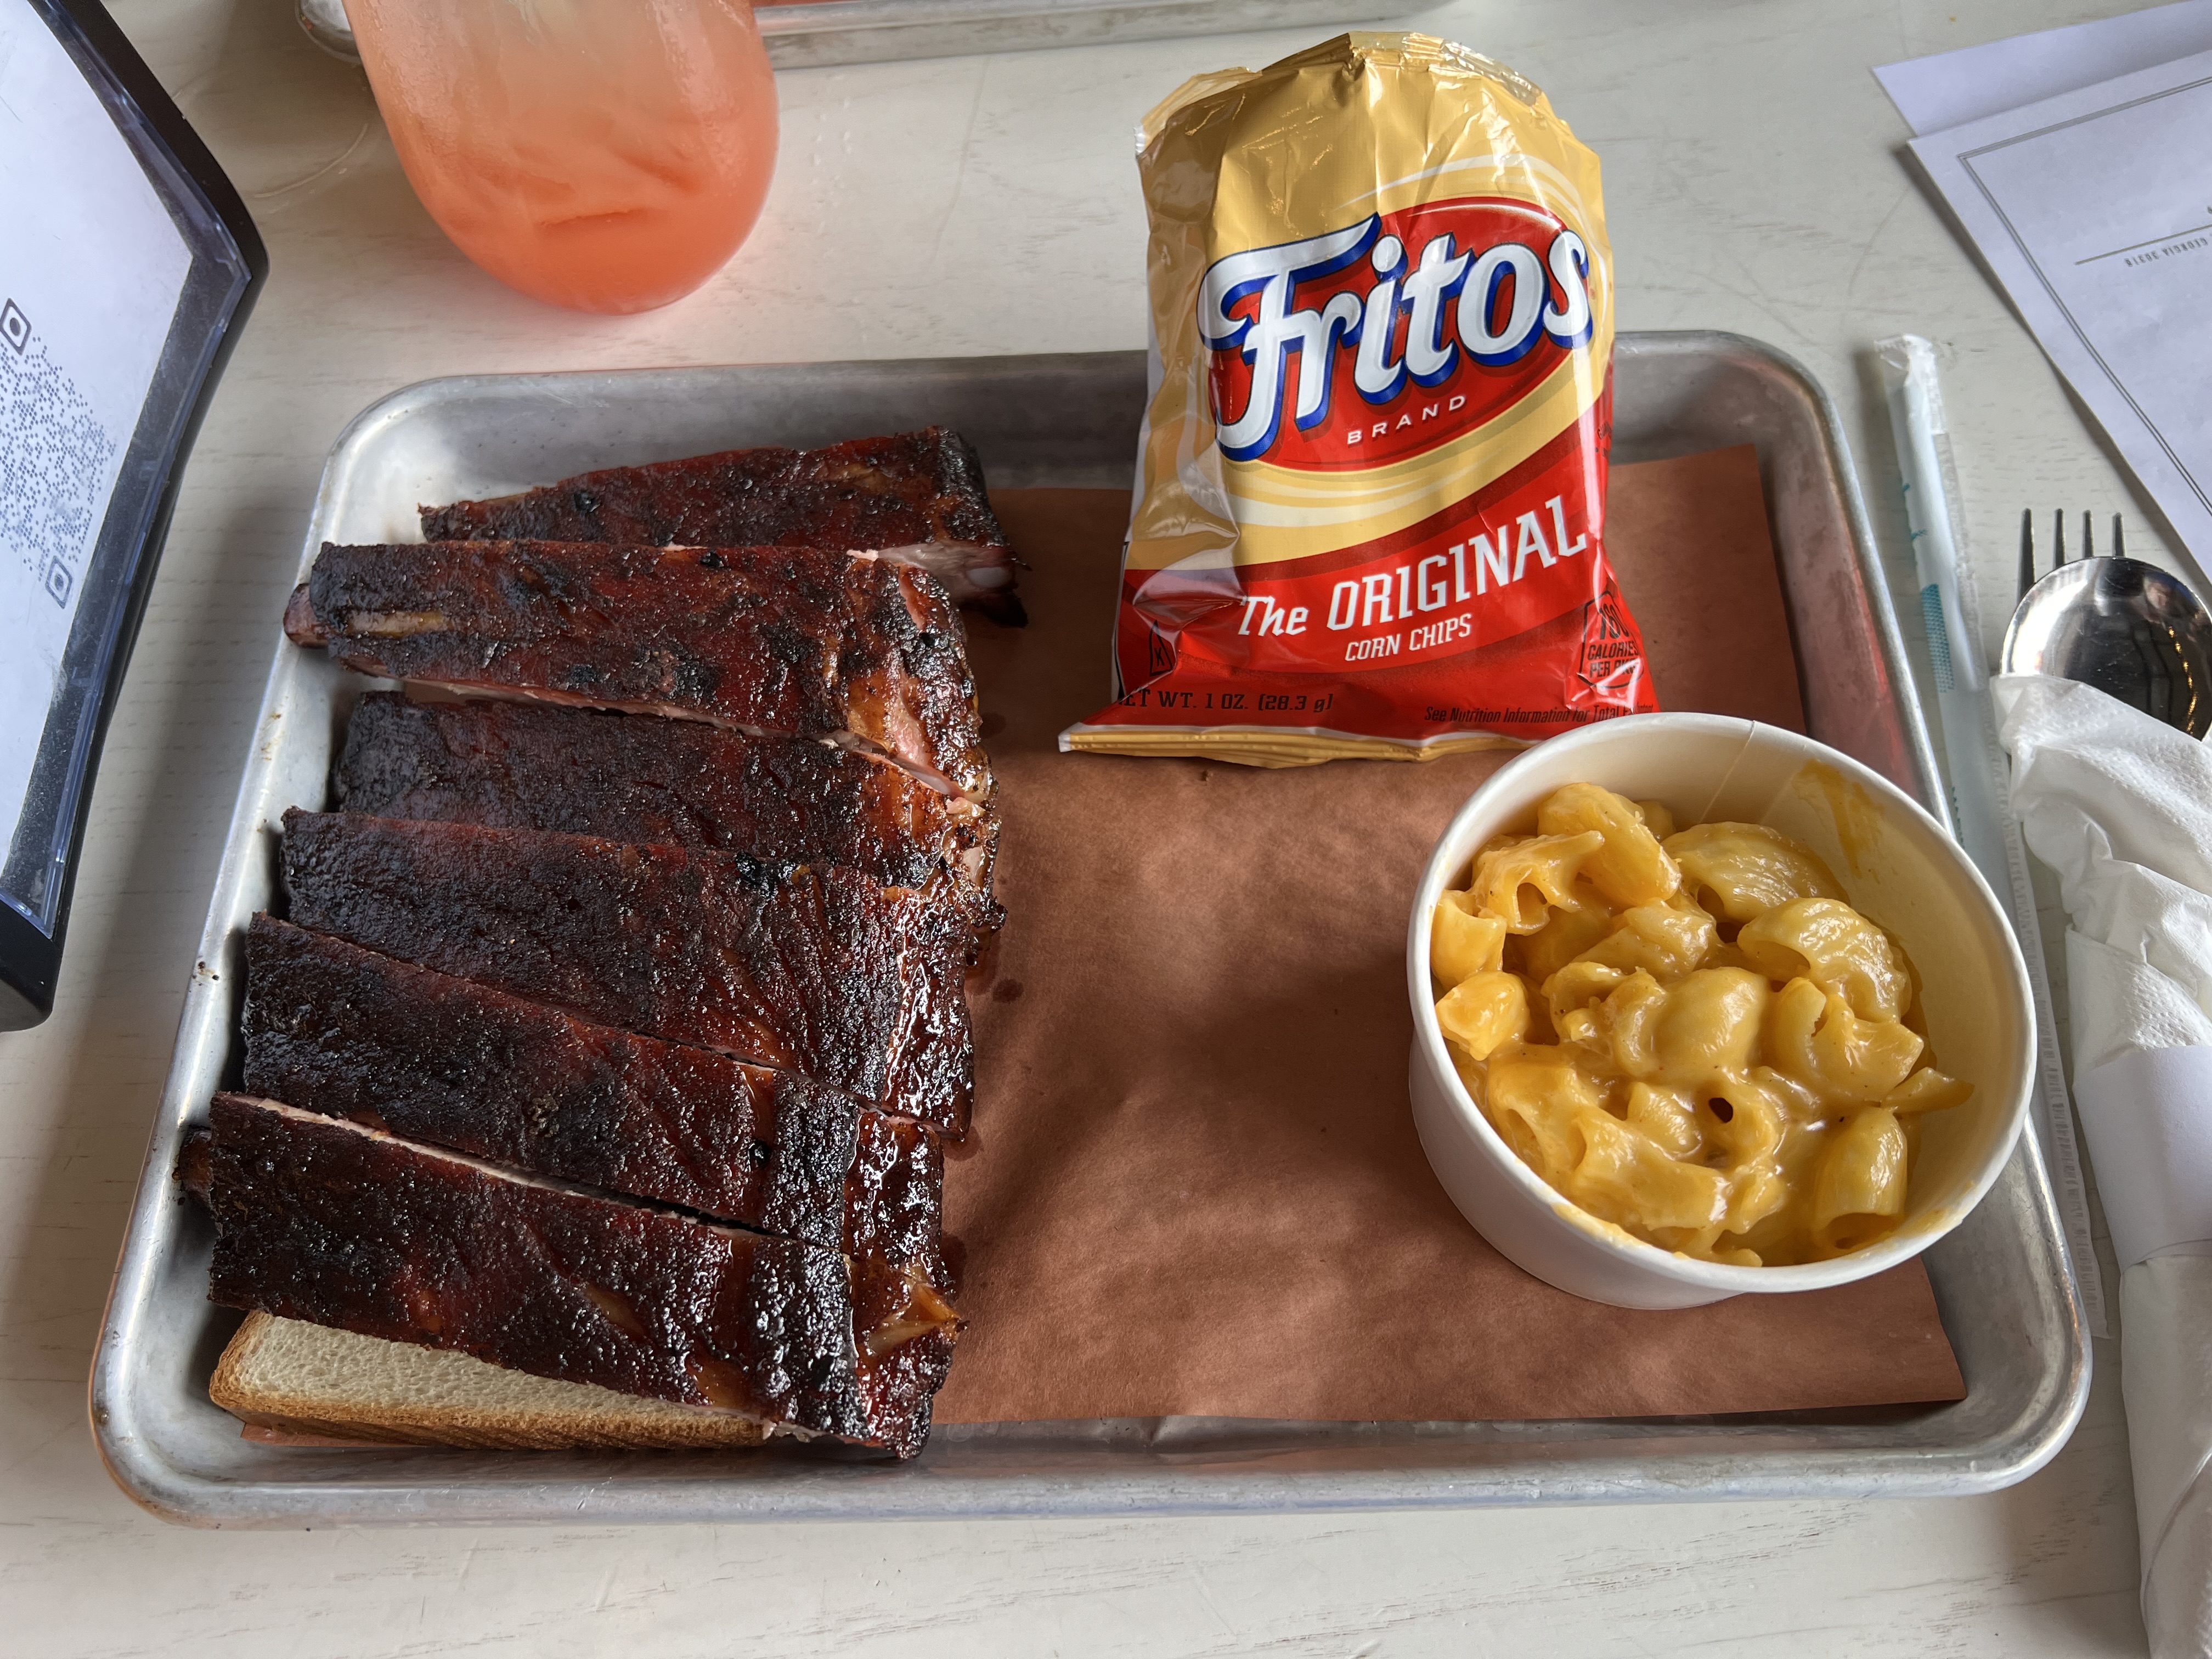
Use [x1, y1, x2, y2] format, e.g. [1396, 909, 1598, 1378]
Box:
[934, 443, 1964, 1425]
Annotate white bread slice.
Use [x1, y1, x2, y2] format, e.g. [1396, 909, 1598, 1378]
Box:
[212, 1312, 789, 1451]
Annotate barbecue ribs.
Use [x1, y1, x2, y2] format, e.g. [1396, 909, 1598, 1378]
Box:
[279, 810, 973, 1134]
[184, 1094, 957, 1456]
[284, 539, 992, 804]
[419, 427, 1024, 625]
[333, 692, 999, 926]
[242, 916, 946, 1278]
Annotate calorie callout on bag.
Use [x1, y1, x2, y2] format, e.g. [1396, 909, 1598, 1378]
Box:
[1060, 34, 1658, 767]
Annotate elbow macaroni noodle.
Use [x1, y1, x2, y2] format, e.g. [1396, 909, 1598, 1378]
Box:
[1431, 783, 1972, 1265]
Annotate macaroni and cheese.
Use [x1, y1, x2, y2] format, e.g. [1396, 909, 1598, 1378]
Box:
[1431, 782, 1971, 1265]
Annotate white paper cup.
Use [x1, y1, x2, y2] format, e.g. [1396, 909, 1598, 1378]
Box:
[1407, 713, 2034, 1309]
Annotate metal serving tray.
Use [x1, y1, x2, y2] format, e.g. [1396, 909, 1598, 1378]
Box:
[92, 335, 2089, 1526]
[768, 0, 1410, 69]
[303, 0, 1417, 72]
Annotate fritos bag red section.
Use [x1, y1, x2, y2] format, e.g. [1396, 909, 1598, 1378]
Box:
[1060, 35, 1658, 766]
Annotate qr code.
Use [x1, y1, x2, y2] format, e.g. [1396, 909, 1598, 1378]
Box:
[0, 300, 117, 611]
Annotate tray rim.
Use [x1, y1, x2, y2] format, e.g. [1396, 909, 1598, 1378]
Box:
[303, 0, 1419, 73]
[89, 335, 2089, 1527]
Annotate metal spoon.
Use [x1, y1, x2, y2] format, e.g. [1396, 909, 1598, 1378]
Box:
[2002, 552, 2212, 738]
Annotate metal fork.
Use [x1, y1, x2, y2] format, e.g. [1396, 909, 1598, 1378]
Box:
[2018, 509, 2125, 600]
[2007, 507, 2212, 736]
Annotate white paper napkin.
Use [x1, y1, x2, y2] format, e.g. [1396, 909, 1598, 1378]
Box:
[1995, 672, 2212, 1656]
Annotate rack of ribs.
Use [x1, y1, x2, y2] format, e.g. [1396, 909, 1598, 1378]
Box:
[333, 692, 1000, 933]
[242, 916, 946, 1283]
[279, 810, 973, 1136]
[180, 1094, 957, 1457]
[284, 539, 993, 805]
[417, 427, 1024, 626]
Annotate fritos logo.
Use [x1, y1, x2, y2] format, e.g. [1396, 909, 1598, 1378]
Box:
[1200, 198, 1594, 467]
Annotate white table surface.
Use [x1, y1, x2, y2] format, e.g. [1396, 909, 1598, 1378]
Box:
[1, 0, 2182, 1651]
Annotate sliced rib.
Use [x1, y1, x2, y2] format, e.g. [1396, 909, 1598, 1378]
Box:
[334, 692, 1000, 929]
[279, 810, 972, 1135]
[284, 539, 992, 805]
[419, 427, 1024, 625]
[242, 915, 945, 1281]
[184, 1094, 956, 1457]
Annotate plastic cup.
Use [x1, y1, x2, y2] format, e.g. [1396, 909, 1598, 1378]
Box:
[345, 0, 780, 315]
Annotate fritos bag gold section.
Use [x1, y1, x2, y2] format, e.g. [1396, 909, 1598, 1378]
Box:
[1061, 35, 1657, 766]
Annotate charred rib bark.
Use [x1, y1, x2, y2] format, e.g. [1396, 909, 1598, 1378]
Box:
[192, 1093, 953, 1455]
[419, 427, 1023, 625]
[278, 810, 972, 1134]
[285, 539, 992, 804]
[334, 692, 999, 927]
[243, 915, 945, 1278]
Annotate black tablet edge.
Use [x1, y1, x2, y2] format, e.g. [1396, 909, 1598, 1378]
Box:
[0, 1, 269, 1028]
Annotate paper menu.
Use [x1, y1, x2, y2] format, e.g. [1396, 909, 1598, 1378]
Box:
[1908, 51, 2212, 588]
[0, 8, 190, 923]
[1875, 0, 2212, 135]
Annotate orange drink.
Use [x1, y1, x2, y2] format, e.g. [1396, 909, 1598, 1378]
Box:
[346, 0, 779, 314]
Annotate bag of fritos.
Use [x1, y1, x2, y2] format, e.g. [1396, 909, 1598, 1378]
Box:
[1061, 34, 1658, 766]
